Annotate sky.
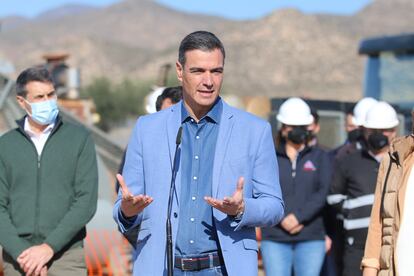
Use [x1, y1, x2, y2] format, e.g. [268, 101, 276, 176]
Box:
[0, 0, 373, 20]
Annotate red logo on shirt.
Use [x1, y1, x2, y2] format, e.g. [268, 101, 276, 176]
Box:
[303, 160, 317, 171]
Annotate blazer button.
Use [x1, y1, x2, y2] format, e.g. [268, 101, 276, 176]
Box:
[174, 212, 178, 218]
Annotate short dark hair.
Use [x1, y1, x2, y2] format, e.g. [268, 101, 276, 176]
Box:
[15, 67, 54, 97]
[178, 31, 225, 66]
[155, 86, 182, 111]
[310, 106, 320, 125]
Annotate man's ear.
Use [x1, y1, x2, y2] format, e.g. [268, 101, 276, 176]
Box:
[16, 95, 27, 111]
[176, 61, 183, 83]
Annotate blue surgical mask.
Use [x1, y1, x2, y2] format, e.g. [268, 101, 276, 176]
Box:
[25, 98, 59, 125]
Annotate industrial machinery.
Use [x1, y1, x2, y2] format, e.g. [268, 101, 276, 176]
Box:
[359, 33, 414, 134]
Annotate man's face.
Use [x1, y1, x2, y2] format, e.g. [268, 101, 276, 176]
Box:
[16, 81, 56, 113]
[176, 48, 224, 117]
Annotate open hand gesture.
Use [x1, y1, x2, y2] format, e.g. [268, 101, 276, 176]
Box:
[204, 177, 245, 216]
[117, 174, 153, 218]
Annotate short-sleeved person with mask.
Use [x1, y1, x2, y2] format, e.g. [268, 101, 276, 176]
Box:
[113, 30, 284, 275]
[0, 67, 98, 276]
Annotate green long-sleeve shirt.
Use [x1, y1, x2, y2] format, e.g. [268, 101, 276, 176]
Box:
[0, 116, 98, 260]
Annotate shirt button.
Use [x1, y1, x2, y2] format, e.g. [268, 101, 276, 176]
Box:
[195, 155, 199, 160]
[190, 218, 195, 222]
[193, 176, 197, 180]
[196, 136, 200, 139]
[190, 240, 194, 244]
[174, 212, 178, 218]
[191, 196, 196, 201]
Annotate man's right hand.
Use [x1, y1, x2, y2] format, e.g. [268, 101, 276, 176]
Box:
[117, 174, 153, 218]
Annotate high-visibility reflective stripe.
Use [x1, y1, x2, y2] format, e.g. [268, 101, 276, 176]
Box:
[327, 194, 347, 205]
[343, 194, 375, 209]
[343, 217, 371, 230]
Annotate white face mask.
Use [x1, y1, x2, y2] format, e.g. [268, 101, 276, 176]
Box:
[24, 98, 59, 125]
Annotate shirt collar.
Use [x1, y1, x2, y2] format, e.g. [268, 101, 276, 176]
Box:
[181, 97, 222, 124]
[367, 150, 384, 163]
[24, 116, 55, 137]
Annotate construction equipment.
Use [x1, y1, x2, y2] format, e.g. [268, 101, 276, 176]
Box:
[359, 33, 414, 134]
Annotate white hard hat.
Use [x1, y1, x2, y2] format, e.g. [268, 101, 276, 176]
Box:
[353, 97, 378, 126]
[363, 101, 399, 129]
[145, 86, 165, 114]
[276, 97, 313, 126]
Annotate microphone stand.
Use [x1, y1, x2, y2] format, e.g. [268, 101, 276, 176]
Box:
[166, 127, 182, 276]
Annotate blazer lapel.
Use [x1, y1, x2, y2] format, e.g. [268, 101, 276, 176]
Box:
[166, 103, 183, 207]
[212, 102, 234, 198]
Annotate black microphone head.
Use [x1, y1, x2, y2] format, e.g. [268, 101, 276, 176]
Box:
[176, 126, 183, 145]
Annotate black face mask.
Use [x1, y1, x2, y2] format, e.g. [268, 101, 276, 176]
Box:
[367, 132, 389, 151]
[287, 127, 309, 145]
[347, 128, 362, 143]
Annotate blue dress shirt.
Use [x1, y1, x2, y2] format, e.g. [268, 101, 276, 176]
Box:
[175, 99, 222, 256]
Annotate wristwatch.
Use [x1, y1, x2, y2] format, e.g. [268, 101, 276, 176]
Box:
[231, 210, 244, 221]
[235, 210, 244, 220]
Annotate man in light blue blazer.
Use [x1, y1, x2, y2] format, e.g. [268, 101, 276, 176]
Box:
[113, 31, 284, 275]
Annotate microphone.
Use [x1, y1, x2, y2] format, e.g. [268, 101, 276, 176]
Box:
[166, 126, 182, 276]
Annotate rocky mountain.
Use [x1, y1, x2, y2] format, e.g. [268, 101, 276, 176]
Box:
[0, 16, 29, 31]
[0, 0, 413, 101]
[36, 4, 98, 22]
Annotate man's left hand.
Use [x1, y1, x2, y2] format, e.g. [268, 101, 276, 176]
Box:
[205, 177, 245, 216]
[17, 243, 54, 276]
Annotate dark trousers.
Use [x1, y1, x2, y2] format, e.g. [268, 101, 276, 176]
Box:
[342, 244, 364, 276]
[320, 252, 338, 276]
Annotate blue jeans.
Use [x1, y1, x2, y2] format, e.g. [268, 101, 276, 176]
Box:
[261, 240, 325, 276]
[173, 265, 226, 276]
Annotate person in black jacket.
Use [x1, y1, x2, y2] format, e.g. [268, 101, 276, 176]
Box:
[261, 97, 331, 276]
[328, 101, 399, 276]
[334, 98, 378, 161]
